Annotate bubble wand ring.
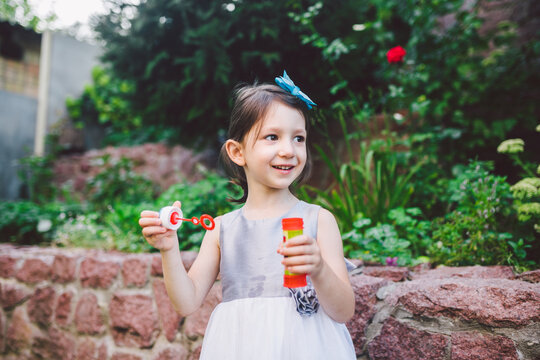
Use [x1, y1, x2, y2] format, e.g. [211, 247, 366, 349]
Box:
[159, 206, 215, 231]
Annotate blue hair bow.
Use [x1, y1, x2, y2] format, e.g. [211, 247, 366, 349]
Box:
[275, 70, 317, 109]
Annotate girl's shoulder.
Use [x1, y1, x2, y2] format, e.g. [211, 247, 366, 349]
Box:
[219, 207, 243, 227]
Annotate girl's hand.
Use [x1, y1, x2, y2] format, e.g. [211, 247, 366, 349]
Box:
[139, 201, 181, 252]
[278, 234, 324, 278]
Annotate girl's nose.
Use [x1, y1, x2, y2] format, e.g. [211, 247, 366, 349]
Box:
[278, 140, 294, 157]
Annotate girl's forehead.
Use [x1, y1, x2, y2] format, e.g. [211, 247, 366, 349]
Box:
[258, 102, 306, 130]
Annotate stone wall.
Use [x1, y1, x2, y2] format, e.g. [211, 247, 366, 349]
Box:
[0, 244, 538, 360]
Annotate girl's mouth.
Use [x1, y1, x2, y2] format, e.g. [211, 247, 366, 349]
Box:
[272, 165, 294, 171]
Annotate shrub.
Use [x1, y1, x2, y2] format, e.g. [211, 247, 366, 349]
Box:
[428, 160, 534, 268]
[0, 201, 83, 245]
[342, 207, 431, 265]
[85, 155, 158, 210]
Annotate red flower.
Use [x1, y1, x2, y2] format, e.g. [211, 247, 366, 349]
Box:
[386, 46, 406, 63]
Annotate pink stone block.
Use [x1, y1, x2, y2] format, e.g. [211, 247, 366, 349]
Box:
[6, 307, 33, 351]
[151, 255, 163, 276]
[153, 279, 182, 342]
[0, 308, 5, 353]
[153, 345, 189, 360]
[0, 282, 31, 309]
[52, 255, 77, 283]
[150, 252, 197, 277]
[109, 293, 160, 348]
[55, 291, 73, 327]
[32, 327, 76, 360]
[98, 341, 108, 359]
[516, 269, 540, 283]
[411, 265, 516, 280]
[0, 256, 17, 278]
[80, 257, 120, 288]
[75, 292, 105, 335]
[122, 257, 149, 287]
[76, 338, 98, 360]
[385, 278, 540, 327]
[111, 353, 143, 360]
[27, 286, 56, 326]
[451, 332, 519, 360]
[368, 317, 448, 359]
[16, 258, 51, 283]
[363, 266, 410, 282]
[187, 345, 202, 360]
[346, 275, 389, 354]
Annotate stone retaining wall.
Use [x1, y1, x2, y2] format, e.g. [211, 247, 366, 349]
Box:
[0, 244, 538, 360]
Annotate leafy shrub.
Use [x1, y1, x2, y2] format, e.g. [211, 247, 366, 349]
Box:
[342, 207, 431, 265]
[427, 161, 532, 268]
[17, 154, 57, 203]
[301, 110, 424, 233]
[54, 203, 154, 253]
[498, 127, 540, 233]
[85, 155, 158, 210]
[0, 201, 83, 245]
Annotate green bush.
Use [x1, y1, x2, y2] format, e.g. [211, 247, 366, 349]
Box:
[85, 155, 159, 210]
[17, 154, 57, 203]
[427, 161, 533, 268]
[300, 110, 425, 233]
[342, 207, 431, 265]
[0, 201, 83, 245]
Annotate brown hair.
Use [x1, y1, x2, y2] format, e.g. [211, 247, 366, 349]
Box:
[219, 83, 313, 203]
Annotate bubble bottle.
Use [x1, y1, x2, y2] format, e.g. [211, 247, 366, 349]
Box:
[281, 217, 307, 288]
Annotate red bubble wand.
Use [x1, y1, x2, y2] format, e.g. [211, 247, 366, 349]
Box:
[159, 206, 215, 231]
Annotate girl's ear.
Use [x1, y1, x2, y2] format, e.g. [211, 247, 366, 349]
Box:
[225, 139, 246, 166]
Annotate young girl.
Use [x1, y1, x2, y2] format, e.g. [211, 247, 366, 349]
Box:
[139, 72, 356, 359]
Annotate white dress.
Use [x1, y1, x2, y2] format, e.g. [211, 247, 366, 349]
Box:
[199, 201, 356, 359]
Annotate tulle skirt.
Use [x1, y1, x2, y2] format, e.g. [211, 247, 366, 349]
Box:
[199, 296, 356, 360]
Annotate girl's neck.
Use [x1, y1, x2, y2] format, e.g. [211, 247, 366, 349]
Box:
[243, 189, 298, 220]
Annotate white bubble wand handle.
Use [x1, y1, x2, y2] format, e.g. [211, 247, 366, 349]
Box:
[159, 206, 215, 231]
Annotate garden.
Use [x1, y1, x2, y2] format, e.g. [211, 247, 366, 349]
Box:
[2, 0, 539, 272]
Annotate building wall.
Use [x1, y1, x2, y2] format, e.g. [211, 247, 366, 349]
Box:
[46, 32, 101, 129]
[0, 24, 100, 200]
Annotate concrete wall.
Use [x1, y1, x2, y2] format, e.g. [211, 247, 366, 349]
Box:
[0, 90, 38, 199]
[0, 29, 100, 200]
[46, 33, 101, 129]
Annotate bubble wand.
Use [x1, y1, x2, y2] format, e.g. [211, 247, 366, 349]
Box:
[159, 206, 215, 231]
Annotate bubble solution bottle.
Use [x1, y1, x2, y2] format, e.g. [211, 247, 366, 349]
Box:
[281, 217, 307, 288]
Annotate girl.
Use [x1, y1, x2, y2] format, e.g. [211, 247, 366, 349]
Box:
[139, 72, 356, 359]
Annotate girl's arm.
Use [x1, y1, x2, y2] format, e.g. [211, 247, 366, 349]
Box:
[160, 217, 221, 316]
[139, 202, 220, 316]
[279, 208, 355, 323]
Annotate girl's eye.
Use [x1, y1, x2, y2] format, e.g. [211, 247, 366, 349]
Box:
[294, 135, 305, 143]
[265, 134, 278, 141]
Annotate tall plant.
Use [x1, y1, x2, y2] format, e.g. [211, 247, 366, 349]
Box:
[300, 109, 424, 233]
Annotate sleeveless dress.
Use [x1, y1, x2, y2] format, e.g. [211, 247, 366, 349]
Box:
[199, 201, 356, 359]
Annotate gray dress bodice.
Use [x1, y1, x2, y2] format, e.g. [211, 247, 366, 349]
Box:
[219, 201, 320, 302]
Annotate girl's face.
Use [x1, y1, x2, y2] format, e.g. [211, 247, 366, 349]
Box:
[229, 101, 307, 194]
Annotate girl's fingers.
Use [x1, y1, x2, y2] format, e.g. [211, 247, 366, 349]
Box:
[138, 217, 162, 227]
[173, 201, 181, 208]
[283, 235, 313, 247]
[140, 210, 159, 218]
[281, 255, 314, 267]
[279, 245, 313, 257]
[142, 226, 167, 237]
[284, 265, 312, 275]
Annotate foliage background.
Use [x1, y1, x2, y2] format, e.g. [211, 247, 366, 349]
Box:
[2, 0, 539, 270]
